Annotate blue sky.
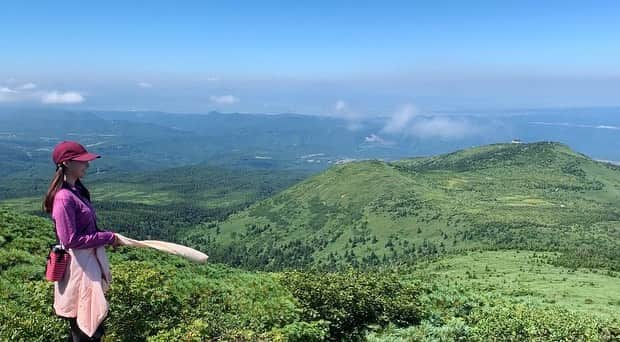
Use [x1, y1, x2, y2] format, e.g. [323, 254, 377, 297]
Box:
[1, 1, 619, 115]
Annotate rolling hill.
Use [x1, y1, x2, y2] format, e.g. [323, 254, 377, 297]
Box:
[184, 142, 620, 271]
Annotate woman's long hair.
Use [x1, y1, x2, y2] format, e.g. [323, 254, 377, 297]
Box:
[43, 164, 91, 214]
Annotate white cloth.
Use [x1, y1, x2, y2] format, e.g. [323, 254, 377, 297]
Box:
[115, 234, 208, 263]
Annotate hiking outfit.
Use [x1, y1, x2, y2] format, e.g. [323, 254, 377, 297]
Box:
[52, 182, 115, 340]
[49, 141, 116, 341]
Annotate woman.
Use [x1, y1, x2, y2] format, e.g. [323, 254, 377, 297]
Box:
[43, 140, 122, 341]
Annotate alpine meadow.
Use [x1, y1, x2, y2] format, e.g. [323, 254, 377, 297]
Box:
[2, 125, 619, 340]
[2, 2, 620, 341]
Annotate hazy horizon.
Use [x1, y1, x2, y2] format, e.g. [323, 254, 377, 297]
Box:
[2, 1, 619, 115]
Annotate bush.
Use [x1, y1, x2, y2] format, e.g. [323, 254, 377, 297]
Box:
[467, 303, 619, 341]
[264, 320, 330, 342]
[0, 281, 66, 341]
[279, 269, 425, 340]
[106, 262, 183, 341]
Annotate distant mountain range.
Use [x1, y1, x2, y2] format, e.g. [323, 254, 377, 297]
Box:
[2, 107, 620, 180]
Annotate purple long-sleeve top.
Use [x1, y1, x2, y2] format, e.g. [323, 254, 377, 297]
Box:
[52, 183, 115, 249]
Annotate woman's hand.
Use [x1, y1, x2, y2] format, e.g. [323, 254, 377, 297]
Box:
[111, 233, 124, 248]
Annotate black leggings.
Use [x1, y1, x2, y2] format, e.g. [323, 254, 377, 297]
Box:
[67, 317, 105, 342]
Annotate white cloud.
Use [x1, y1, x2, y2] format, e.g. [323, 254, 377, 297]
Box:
[18, 83, 37, 90]
[41, 91, 84, 104]
[382, 104, 478, 139]
[138, 82, 153, 88]
[0, 86, 86, 104]
[332, 100, 363, 130]
[210, 95, 238, 104]
[365, 134, 386, 144]
[0, 87, 19, 102]
[206, 77, 220, 81]
[383, 104, 417, 134]
[363, 133, 396, 146]
[409, 117, 479, 139]
[0, 87, 17, 94]
[335, 100, 347, 111]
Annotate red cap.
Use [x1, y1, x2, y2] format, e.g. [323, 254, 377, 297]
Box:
[52, 141, 101, 164]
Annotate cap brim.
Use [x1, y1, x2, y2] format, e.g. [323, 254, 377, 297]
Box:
[72, 153, 101, 161]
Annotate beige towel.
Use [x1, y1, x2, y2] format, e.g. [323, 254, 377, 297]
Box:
[115, 234, 209, 263]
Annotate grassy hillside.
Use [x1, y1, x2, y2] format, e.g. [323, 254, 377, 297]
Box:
[1, 207, 618, 341]
[0, 207, 317, 340]
[185, 142, 620, 271]
[368, 250, 620, 341]
[0, 207, 424, 341]
[407, 251, 620, 320]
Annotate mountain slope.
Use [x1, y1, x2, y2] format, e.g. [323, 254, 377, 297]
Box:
[1, 164, 310, 243]
[184, 142, 620, 270]
[0, 207, 431, 341]
[2, 189, 618, 340]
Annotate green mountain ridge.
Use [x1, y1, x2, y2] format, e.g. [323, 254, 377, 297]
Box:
[185, 142, 620, 271]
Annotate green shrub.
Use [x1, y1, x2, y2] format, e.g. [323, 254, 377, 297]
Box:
[0, 281, 65, 341]
[264, 320, 329, 342]
[279, 269, 425, 340]
[106, 262, 183, 341]
[467, 303, 618, 341]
